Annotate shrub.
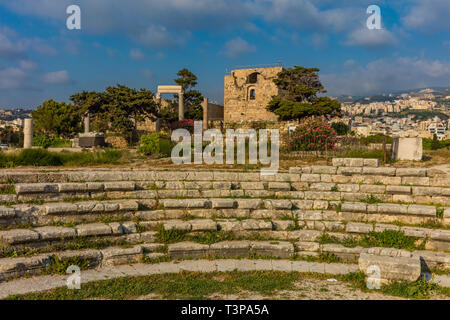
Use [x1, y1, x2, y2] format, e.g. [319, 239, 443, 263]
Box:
[138, 133, 161, 155]
[33, 135, 72, 148]
[171, 119, 194, 133]
[285, 117, 337, 151]
[331, 122, 350, 136]
[16, 149, 63, 166]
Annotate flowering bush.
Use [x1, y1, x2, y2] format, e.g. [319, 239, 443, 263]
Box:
[171, 119, 194, 133]
[286, 117, 337, 151]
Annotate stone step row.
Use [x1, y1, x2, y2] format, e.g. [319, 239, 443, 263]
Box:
[3, 198, 446, 220]
[2, 167, 449, 185]
[2, 215, 450, 251]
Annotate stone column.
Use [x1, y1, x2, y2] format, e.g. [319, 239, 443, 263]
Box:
[156, 93, 161, 132]
[84, 113, 90, 134]
[202, 97, 208, 131]
[23, 118, 33, 149]
[178, 92, 184, 121]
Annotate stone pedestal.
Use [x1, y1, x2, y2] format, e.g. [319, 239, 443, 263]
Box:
[23, 119, 33, 149]
[84, 114, 90, 134]
[78, 133, 106, 148]
[392, 137, 422, 161]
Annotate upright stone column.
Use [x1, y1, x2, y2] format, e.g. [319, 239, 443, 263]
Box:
[84, 114, 90, 134]
[156, 93, 161, 132]
[202, 98, 209, 131]
[178, 92, 184, 121]
[23, 118, 33, 149]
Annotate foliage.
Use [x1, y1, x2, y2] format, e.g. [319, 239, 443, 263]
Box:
[138, 133, 161, 155]
[266, 66, 340, 121]
[70, 85, 158, 138]
[155, 224, 187, 244]
[32, 100, 82, 138]
[170, 119, 195, 133]
[423, 138, 450, 150]
[332, 122, 350, 136]
[46, 256, 92, 275]
[381, 280, 440, 299]
[360, 230, 419, 251]
[358, 134, 392, 145]
[285, 117, 337, 151]
[0, 149, 126, 167]
[33, 135, 71, 148]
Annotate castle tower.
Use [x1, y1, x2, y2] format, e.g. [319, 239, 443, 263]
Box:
[224, 66, 283, 122]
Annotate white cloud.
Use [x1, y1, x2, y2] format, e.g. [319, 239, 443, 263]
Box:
[221, 37, 256, 58]
[141, 69, 153, 78]
[0, 67, 27, 89]
[322, 57, 450, 96]
[19, 60, 39, 71]
[345, 28, 397, 48]
[130, 48, 146, 60]
[402, 0, 450, 32]
[43, 70, 72, 84]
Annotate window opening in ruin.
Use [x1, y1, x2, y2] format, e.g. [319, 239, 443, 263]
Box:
[247, 72, 258, 84]
[249, 89, 256, 100]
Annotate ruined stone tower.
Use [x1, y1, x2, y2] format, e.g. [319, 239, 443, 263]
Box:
[224, 66, 283, 122]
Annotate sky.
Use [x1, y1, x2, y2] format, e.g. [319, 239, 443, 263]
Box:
[0, 0, 449, 109]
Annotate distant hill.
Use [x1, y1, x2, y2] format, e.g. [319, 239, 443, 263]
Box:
[337, 87, 450, 104]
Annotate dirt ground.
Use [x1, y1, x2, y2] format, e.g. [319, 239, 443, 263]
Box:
[136, 278, 405, 300]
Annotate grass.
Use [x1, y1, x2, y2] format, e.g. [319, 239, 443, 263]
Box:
[154, 224, 187, 244]
[360, 195, 383, 204]
[0, 148, 128, 168]
[5, 271, 301, 300]
[318, 230, 424, 251]
[6, 270, 449, 300]
[44, 256, 94, 275]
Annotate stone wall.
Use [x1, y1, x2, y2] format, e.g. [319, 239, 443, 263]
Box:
[224, 67, 283, 122]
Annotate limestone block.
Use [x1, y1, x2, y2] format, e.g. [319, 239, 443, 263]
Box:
[272, 220, 295, 231]
[268, 182, 291, 191]
[401, 177, 429, 186]
[0, 254, 51, 280]
[101, 246, 143, 266]
[263, 199, 292, 210]
[374, 224, 400, 232]
[43, 203, 78, 215]
[407, 205, 436, 217]
[392, 137, 422, 161]
[363, 159, 380, 167]
[0, 206, 15, 218]
[310, 183, 335, 191]
[251, 241, 294, 258]
[241, 219, 272, 230]
[77, 201, 104, 213]
[337, 167, 363, 175]
[162, 199, 210, 209]
[300, 174, 321, 183]
[168, 241, 209, 259]
[360, 185, 386, 193]
[386, 185, 411, 195]
[210, 241, 251, 258]
[297, 241, 320, 252]
[291, 230, 322, 242]
[292, 200, 314, 210]
[35, 226, 76, 240]
[236, 199, 263, 209]
[76, 223, 112, 237]
[163, 220, 192, 231]
[211, 199, 236, 209]
[118, 200, 139, 211]
[240, 182, 265, 190]
[400, 227, 430, 238]
[103, 202, 120, 212]
[311, 166, 337, 174]
[190, 219, 217, 231]
[346, 222, 373, 234]
[15, 183, 58, 194]
[341, 202, 367, 213]
[0, 229, 40, 244]
[377, 203, 408, 215]
[359, 253, 421, 282]
[396, 168, 427, 177]
[363, 167, 396, 176]
[57, 183, 87, 192]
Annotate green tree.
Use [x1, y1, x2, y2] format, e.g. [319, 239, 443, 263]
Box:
[332, 122, 350, 136]
[32, 99, 82, 138]
[431, 134, 440, 150]
[171, 68, 204, 121]
[266, 66, 341, 121]
[70, 85, 158, 138]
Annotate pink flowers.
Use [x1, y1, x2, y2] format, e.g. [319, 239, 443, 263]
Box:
[286, 116, 337, 152]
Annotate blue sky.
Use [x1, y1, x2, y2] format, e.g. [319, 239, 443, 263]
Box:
[0, 0, 449, 109]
